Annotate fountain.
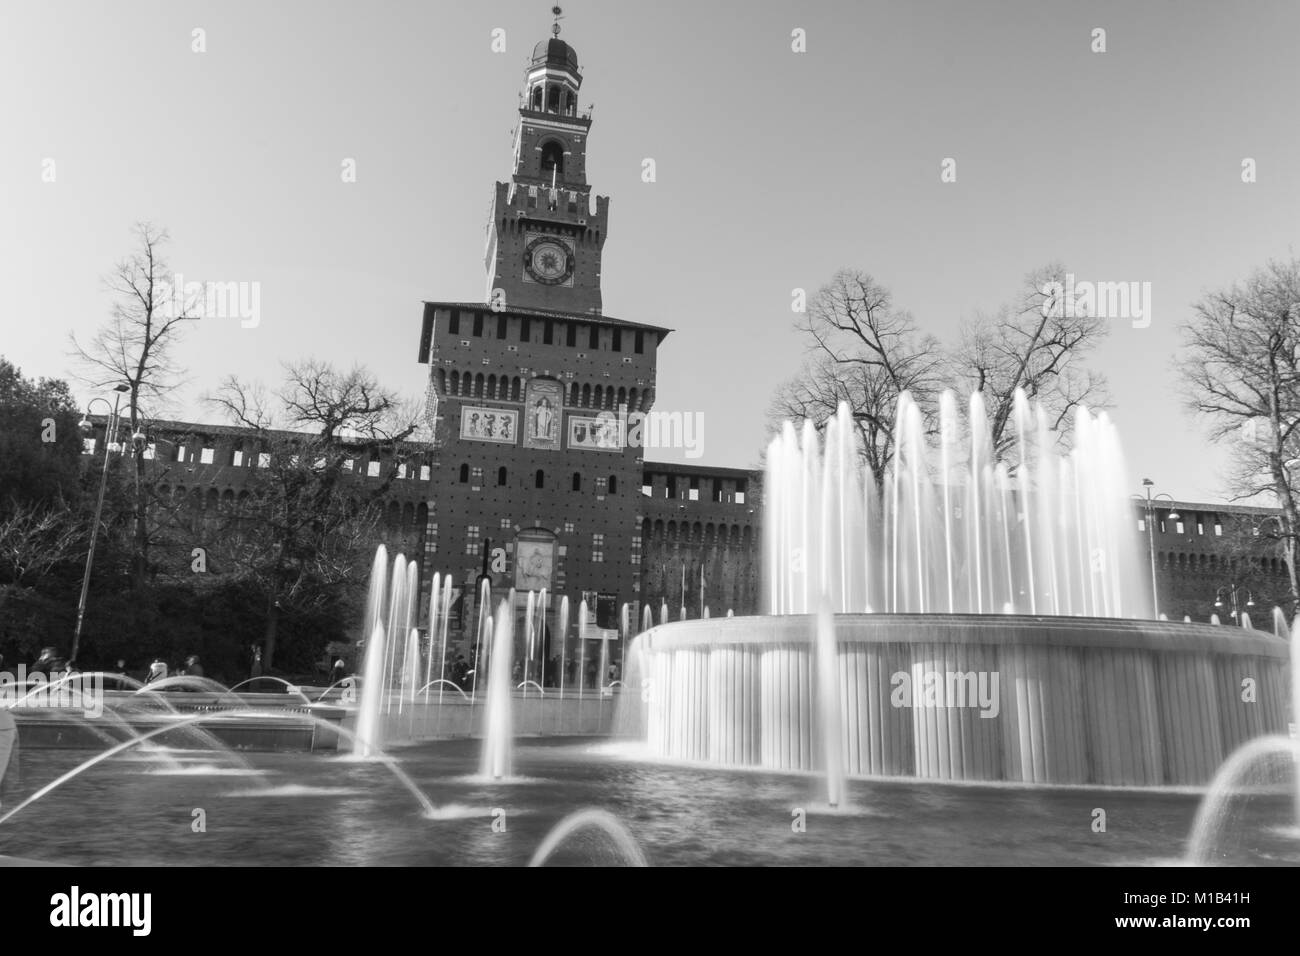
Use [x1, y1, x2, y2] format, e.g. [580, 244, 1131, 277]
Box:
[632, 391, 1292, 787]
[480, 605, 514, 780]
[0, 709, 14, 798]
[814, 601, 844, 808]
[529, 808, 648, 866]
[1185, 613, 1300, 861]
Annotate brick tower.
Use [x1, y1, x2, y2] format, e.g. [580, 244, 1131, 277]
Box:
[417, 16, 670, 674]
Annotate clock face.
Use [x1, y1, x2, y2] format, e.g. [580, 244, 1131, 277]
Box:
[524, 237, 574, 285]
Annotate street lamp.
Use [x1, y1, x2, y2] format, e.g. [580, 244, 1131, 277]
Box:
[1214, 584, 1255, 622]
[71, 384, 130, 665]
[1132, 479, 1179, 620]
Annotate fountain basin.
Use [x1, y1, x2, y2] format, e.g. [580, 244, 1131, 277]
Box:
[632, 614, 1290, 787]
[10, 691, 347, 752]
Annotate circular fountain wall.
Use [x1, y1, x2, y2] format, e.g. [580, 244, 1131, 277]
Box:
[630, 614, 1289, 787]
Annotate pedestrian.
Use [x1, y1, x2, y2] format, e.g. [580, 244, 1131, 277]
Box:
[331, 657, 346, 685]
[250, 646, 263, 679]
[145, 658, 168, 684]
[29, 647, 57, 676]
[183, 655, 204, 679]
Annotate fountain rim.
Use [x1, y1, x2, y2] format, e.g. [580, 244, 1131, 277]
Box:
[639, 612, 1289, 658]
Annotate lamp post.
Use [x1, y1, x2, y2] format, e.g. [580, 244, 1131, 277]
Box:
[1215, 584, 1254, 622]
[71, 384, 130, 664]
[1132, 479, 1179, 620]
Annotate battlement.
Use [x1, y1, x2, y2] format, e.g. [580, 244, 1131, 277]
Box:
[496, 181, 609, 236]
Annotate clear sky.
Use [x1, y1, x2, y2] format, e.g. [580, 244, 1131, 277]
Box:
[2, 0, 1298, 504]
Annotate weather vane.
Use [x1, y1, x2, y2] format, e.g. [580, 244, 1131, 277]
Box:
[551, 5, 563, 37]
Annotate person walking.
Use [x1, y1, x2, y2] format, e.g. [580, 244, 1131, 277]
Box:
[29, 647, 57, 676]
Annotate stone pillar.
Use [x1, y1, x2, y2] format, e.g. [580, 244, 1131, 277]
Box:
[1156, 653, 1224, 785]
[760, 646, 813, 771]
[840, 643, 912, 777]
[908, 642, 1002, 781]
[707, 645, 759, 766]
[1082, 647, 1163, 785]
[998, 644, 1088, 784]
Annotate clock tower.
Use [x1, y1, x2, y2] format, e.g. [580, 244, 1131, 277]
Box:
[484, 21, 608, 315]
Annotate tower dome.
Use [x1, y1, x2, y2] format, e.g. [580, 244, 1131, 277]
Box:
[531, 37, 579, 72]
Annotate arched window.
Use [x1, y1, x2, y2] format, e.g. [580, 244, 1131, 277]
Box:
[569, 383, 579, 406]
[531, 86, 543, 110]
[535, 469, 545, 489]
[540, 141, 564, 177]
[629, 387, 639, 411]
[511, 378, 521, 401]
[572, 472, 582, 492]
[608, 475, 618, 494]
[498, 466, 508, 486]
[450, 370, 460, 394]
[459, 463, 470, 484]
[546, 86, 560, 112]
[594, 385, 604, 408]
[581, 384, 591, 407]
[474, 374, 484, 397]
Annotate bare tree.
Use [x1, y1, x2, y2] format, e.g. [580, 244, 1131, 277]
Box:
[1176, 257, 1300, 608]
[70, 223, 199, 588]
[0, 501, 83, 591]
[952, 263, 1110, 459]
[771, 270, 945, 487]
[205, 361, 426, 670]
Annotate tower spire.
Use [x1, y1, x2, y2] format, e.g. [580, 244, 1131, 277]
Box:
[551, 5, 563, 38]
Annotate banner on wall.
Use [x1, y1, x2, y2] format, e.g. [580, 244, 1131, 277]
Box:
[460, 406, 518, 444]
[522, 379, 563, 451]
[567, 410, 623, 452]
